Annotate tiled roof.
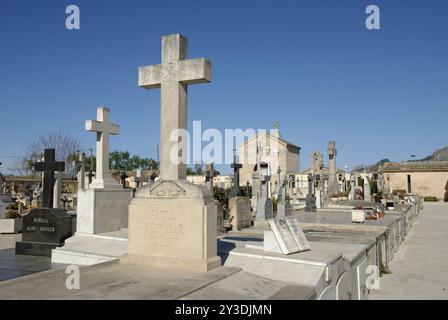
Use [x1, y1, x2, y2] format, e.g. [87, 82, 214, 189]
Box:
[382, 161, 448, 173]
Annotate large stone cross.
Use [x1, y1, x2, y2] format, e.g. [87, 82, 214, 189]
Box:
[138, 34, 211, 181]
[33, 149, 65, 209]
[86, 107, 120, 189]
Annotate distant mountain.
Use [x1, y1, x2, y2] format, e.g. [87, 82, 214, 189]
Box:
[353, 146, 448, 173]
[419, 146, 448, 161]
[353, 158, 390, 173]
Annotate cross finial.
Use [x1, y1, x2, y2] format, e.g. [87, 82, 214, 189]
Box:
[273, 121, 280, 130]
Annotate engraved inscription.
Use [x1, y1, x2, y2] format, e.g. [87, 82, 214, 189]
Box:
[26, 217, 56, 233]
[144, 208, 185, 249]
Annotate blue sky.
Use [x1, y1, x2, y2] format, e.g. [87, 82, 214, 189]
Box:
[0, 0, 447, 174]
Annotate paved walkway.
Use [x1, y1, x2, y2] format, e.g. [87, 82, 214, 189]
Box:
[371, 203, 448, 300]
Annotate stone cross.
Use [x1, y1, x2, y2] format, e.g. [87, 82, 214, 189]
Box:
[364, 177, 372, 202]
[305, 173, 316, 212]
[88, 169, 95, 185]
[33, 149, 65, 209]
[138, 34, 211, 181]
[230, 155, 242, 197]
[120, 171, 128, 189]
[205, 163, 214, 192]
[256, 163, 273, 220]
[349, 178, 355, 200]
[77, 152, 86, 190]
[86, 107, 120, 189]
[327, 141, 338, 194]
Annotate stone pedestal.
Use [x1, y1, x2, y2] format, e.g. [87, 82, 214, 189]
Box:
[0, 218, 23, 234]
[76, 188, 133, 235]
[229, 197, 253, 230]
[121, 180, 221, 272]
[16, 208, 73, 257]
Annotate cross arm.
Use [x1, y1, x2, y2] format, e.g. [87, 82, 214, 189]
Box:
[85, 120, 120, 135]
[178, 58, 211, 84]
[139, 64, 162, 89]
[34, 162, 65, 172]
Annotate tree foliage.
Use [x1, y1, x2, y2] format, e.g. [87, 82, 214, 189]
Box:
[18, 132, 81, 176]
[109, 151, 158, 171]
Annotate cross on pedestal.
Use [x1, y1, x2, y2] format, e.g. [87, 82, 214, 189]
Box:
[86, 107, 121, 189]
[139, 34, 211, 181]
[33, 149, 65, 209]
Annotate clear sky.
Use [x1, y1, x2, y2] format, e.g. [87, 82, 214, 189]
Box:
[0, 0, 447, 174]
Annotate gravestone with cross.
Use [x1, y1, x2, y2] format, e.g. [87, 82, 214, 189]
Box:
[277, 175, 292, 218]
[15, 149, 73, 257]
[122, 34, 221, 272]
[86, 107, 121, 189]
[138, 33, 211, 181]
[120, 171, 128, 189]
[230, 155, 242, 198]
[75, 107, 133, 235]
[324, 140, 339, 206]
[305, 173, 316, 212]
[88, 169, 95, 185]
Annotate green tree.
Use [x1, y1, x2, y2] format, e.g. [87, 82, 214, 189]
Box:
[109, 151, 158, 171]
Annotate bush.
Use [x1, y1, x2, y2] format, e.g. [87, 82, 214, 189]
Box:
[213, 187, 231, 214]
[272, 197, 279, 213]
[424, 196, 439, 202]
[4, 210, 21, 219]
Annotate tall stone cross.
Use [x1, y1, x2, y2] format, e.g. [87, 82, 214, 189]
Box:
[33, 149, 65, 209]
[138, 34, 211, 181]
[327, 140, 338, 196]
[86, 107, 120, 189]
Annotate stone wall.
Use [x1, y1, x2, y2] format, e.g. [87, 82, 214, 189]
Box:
[385, 171, 448, 200]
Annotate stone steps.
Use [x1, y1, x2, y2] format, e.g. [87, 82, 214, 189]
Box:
[51, 232, 128, 266]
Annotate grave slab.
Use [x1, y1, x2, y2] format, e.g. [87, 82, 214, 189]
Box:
[0, 248, 66, 282]
[219, 239, 345, 300]
[0, 261, 316, 300]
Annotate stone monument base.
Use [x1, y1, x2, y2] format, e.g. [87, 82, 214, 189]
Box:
[122, 180, 221, 273]
[76, 188, 133, 234]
